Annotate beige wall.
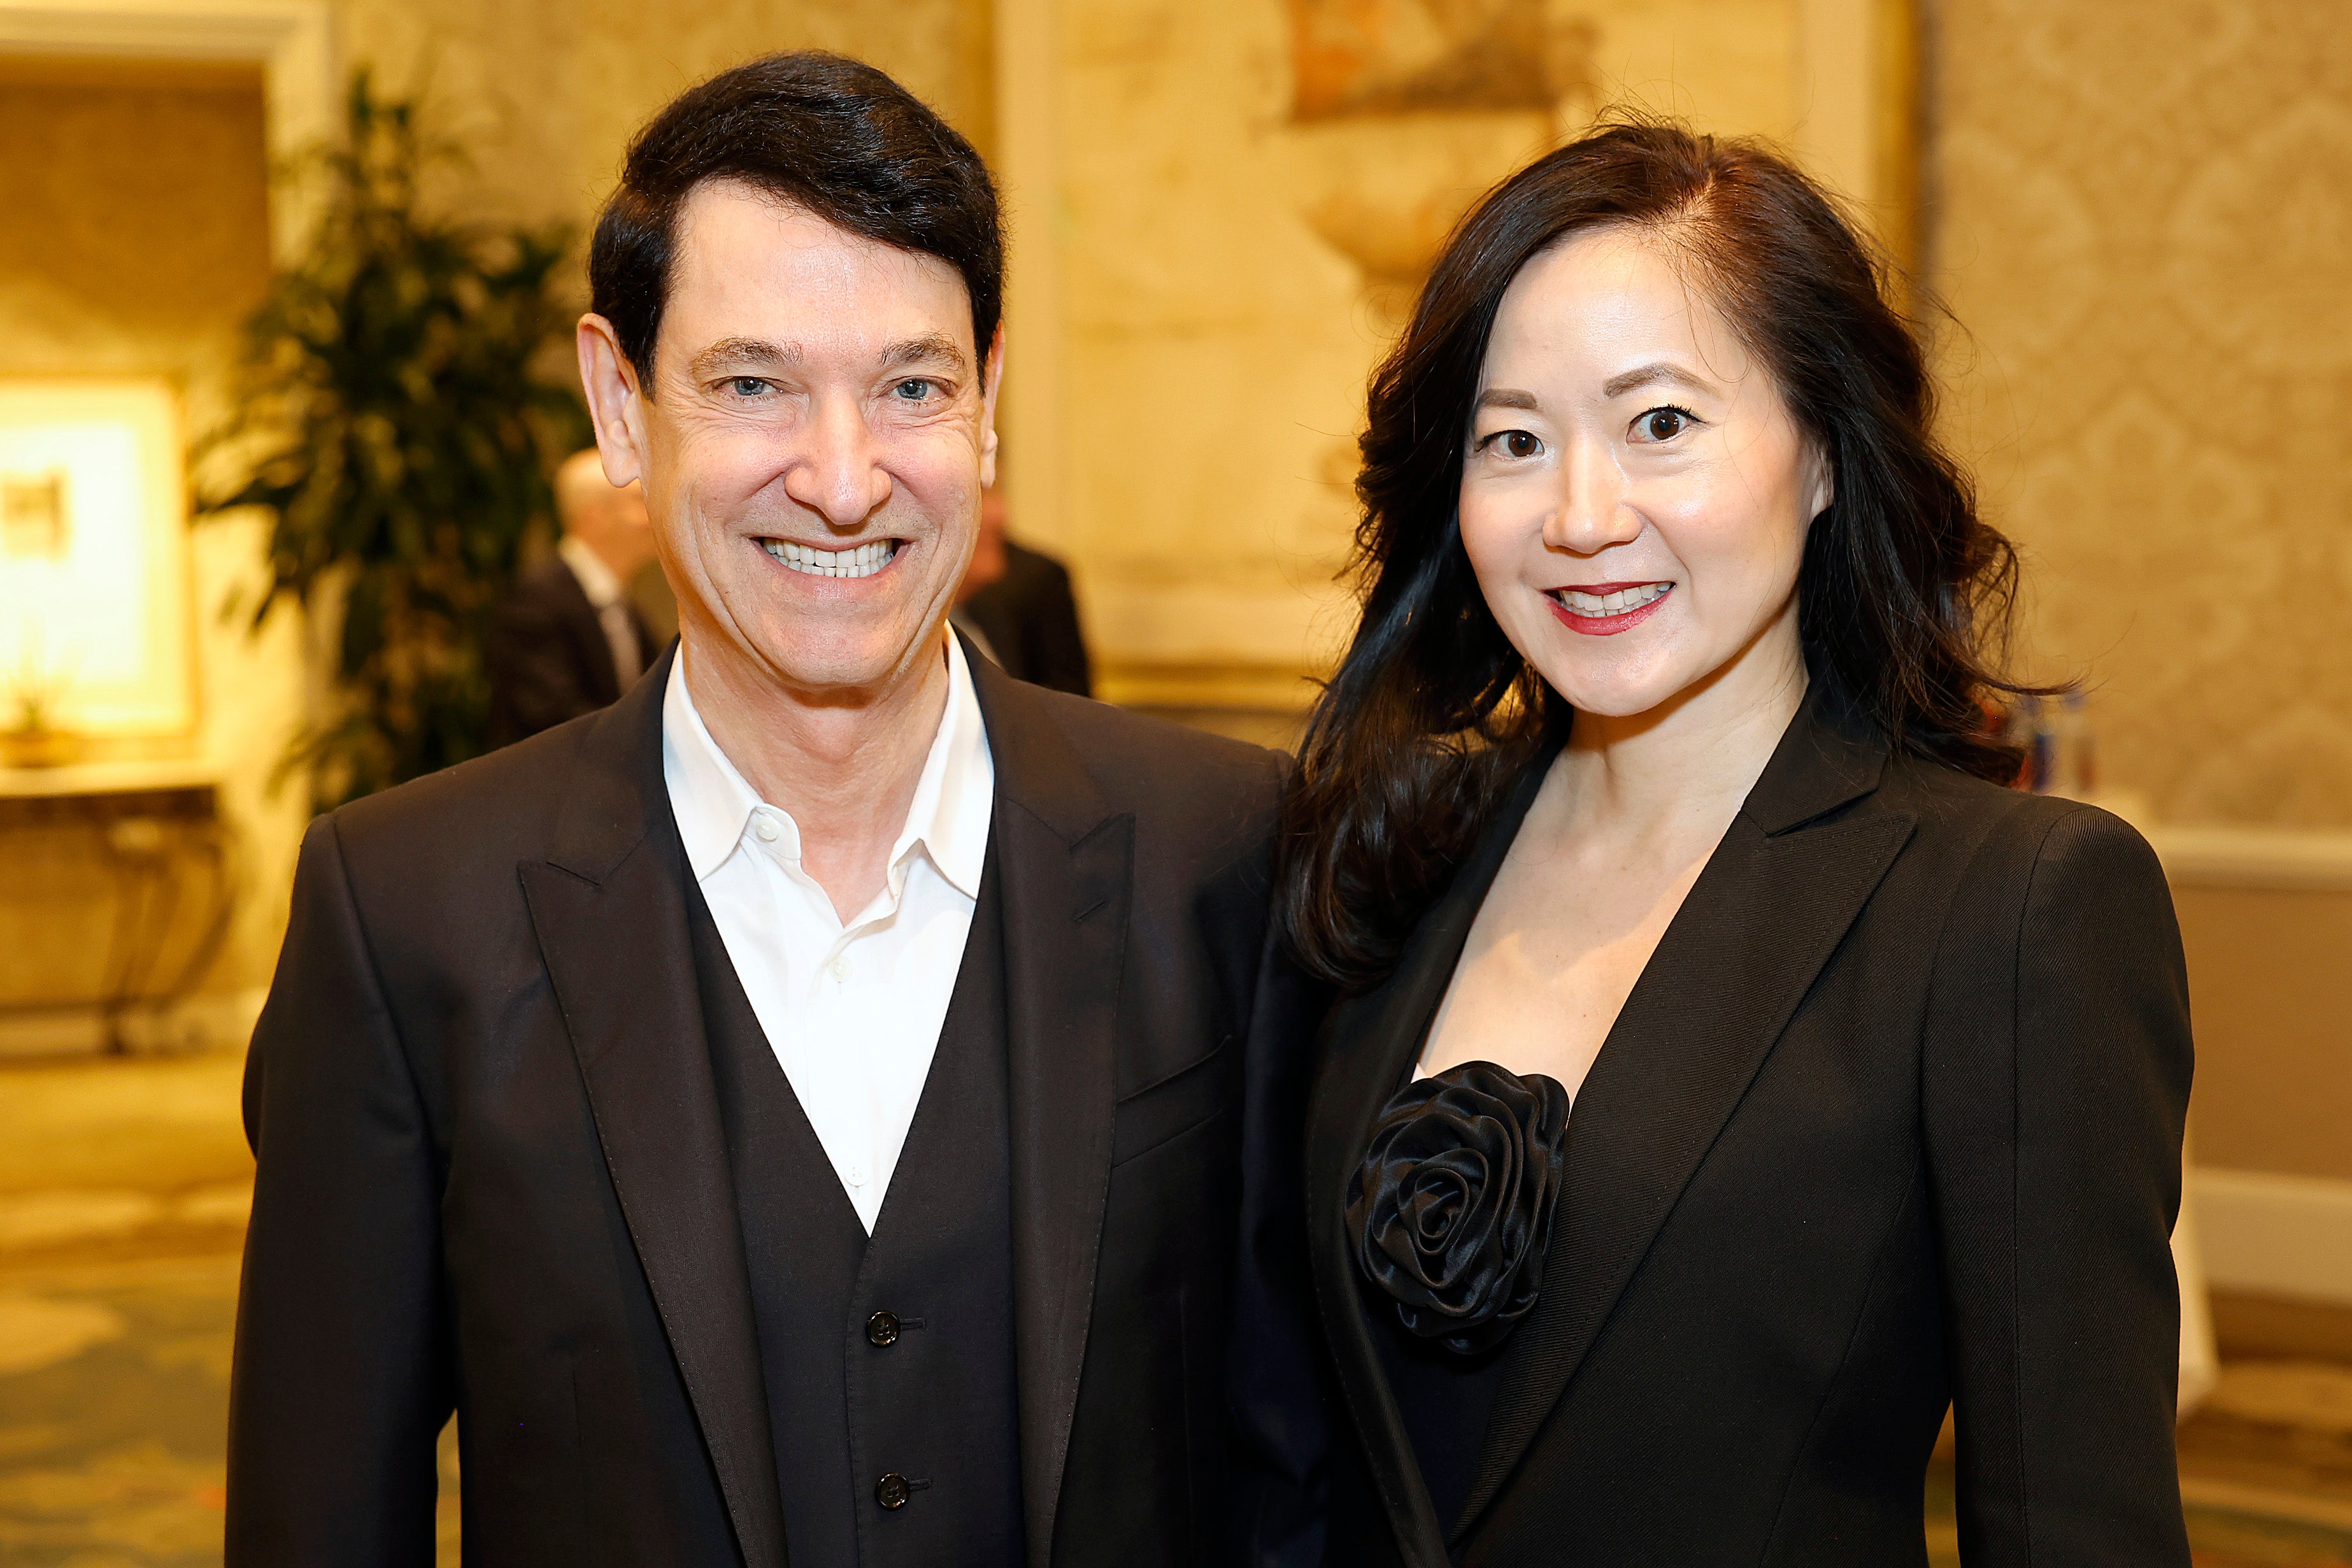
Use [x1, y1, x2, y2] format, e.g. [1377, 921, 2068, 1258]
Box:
[1004, 0, 1851, 711]
[1930, 0, 2352, 827]
[2174, 882, 2352, 1183]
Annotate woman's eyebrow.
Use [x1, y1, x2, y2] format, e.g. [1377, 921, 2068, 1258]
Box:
[1601, 362, 1719, 399]
[1475, 387, 1541, 411]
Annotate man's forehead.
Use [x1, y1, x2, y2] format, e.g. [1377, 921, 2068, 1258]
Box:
[666, 180, 977, 367]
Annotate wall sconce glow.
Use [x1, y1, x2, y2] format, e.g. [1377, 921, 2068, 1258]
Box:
[0, 379, 194, 741]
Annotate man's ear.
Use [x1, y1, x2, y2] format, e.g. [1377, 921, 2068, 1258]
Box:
[578, 313, 648, 488]
[978, 322, 1006, 490]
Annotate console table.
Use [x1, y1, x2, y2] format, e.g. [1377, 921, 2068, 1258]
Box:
[0, 758, 240, 1054]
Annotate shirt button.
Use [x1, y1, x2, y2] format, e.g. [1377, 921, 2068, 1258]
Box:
[753, 818, 780, 843]
[845, 1164, 868, 1187]
[876, 1472, 911, 1510]
[829, 956, 850, 981]
[866, 1309, 901, 1347]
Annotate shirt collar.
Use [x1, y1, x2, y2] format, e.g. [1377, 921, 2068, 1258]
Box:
[558, 534, 627, 608]
[661, 631, 994, 899]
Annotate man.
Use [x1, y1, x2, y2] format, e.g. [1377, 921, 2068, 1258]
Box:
[485, 450, 661, 746]
[953, 483, 1094, 697]
[228, 52, 1316, 1568]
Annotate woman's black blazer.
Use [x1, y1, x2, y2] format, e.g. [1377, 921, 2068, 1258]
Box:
[1302, 692, 2194, 1567]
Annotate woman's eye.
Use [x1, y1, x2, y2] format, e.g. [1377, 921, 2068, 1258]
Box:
[1630, 407, 1695, 443]
[1482, 429, 1543, 459]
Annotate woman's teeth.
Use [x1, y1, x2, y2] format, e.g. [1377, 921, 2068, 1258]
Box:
[1555, 582, 1669, 617]
[763, 539, 899, 579]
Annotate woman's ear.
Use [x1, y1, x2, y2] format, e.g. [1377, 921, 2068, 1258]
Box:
[1803, 438, 1836, 524]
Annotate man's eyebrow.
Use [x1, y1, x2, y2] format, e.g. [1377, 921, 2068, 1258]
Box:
[1476, 387, 1541, 412]
[1600, 361, 1720, 399]
[687, 337, 801, 378]
[879, 332, 971, 374]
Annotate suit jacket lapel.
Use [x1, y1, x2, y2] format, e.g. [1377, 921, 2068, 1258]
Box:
[1303, 745, 1560, 1568]
[518, 646, 790, 1568]
[964, 648, 1135, 1567]
[1453, 694, 1914, 1539]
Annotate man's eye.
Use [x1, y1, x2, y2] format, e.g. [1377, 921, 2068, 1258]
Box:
[894, 378, 936, 401]
[1630, 407, 1695, 443]
[727, 377, 769, 397]
[1481, 429, 1543, 459]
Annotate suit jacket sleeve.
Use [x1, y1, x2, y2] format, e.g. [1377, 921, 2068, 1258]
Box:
[1925, 804, 2193, 1567]
[227, 815, 452, 1566]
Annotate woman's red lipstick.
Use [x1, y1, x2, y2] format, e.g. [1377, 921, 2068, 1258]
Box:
[1546, 581, 1673, 637]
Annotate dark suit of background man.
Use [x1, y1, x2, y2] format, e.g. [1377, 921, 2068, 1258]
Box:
[485, 449, 661, 746]
[227, 51, 1317, 1568]
[953, 485, 1094, 697]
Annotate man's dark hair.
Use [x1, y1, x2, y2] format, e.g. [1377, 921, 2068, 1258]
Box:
[589, 52, 1002, 390]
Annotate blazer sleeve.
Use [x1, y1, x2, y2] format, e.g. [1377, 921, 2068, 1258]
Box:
[1924, 802, 2193, 1567]
[227, 815, 452, 1566]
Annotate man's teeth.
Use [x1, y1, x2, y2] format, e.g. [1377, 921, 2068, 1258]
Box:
[762, 539, 899, 579]
[1556, 582, 1670, 617]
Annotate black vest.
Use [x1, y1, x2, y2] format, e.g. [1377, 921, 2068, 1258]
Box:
[692, 850, 1025, 1567]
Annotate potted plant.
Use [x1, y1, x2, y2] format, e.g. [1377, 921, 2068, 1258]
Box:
[199, 70, 588, 809]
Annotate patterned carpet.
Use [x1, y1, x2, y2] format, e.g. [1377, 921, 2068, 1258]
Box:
[1, 1050, 2349, 1565]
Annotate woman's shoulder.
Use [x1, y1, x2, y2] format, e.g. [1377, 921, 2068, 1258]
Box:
[1876, 750, 2167, 909]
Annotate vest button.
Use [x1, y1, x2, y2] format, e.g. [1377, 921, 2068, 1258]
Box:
[876, 1472, 911, 1509]
[866, 1309, 901, 1347]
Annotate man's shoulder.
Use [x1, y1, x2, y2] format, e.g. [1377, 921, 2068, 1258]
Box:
[327, 712, 604, 874]
[1014, 682, 1283, 790]
[990, 683, 1288, 867]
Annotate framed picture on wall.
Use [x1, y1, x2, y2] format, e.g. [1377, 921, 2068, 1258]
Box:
[0, 378, 195, 738]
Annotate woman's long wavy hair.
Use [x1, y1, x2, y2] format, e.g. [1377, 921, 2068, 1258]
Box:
[1278, 120, 2028, 991]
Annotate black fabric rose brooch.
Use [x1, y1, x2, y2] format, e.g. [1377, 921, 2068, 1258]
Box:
[1346, 1060, 1570, 1355]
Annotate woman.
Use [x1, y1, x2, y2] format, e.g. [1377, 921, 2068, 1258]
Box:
[1277, 124, 2192, 1566]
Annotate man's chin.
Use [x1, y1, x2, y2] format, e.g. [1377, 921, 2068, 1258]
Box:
[743, 629, 948, 701]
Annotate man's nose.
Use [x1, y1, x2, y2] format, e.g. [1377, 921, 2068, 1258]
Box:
[1540, 436, 1642, 555]
[781, 395, 894, 529]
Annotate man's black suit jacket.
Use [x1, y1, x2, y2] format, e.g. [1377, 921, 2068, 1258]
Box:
[226, 641, 1312, 1567]
[484, 556, 655, 747]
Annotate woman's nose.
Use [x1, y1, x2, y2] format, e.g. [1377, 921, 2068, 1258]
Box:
[1540, 439, 1641, 554]
[781, 397, 894, 529]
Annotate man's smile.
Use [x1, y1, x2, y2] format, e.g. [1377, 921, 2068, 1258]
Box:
[759, 537, 906, 580]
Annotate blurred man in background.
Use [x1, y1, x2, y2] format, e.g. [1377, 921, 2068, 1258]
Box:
[485, 448, 661, 745]
[952, 483, 1093, 696]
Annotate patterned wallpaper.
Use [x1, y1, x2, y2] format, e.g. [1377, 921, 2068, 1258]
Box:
[1930, 0, 2352, 826]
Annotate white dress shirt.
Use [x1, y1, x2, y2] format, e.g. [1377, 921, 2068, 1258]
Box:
[559, 534, 644, 688]
[662, 632, 994, 1232]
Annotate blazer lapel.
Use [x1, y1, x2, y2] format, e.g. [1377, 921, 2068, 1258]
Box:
[1303, 746, 1560, 1568]
[1453, 695, 1915, 1539]
[518, 646, 789, 1568]
[964, 650, 1135, 1567]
